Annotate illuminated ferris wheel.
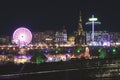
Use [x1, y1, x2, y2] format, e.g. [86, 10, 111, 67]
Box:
[13, 27, 32, 47]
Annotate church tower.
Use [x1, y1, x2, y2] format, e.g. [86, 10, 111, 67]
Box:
[75, 11, 86, 45]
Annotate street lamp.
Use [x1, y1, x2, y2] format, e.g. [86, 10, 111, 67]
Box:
[86, 15, 101, 45]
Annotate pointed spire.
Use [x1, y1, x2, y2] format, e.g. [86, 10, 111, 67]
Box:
[78, 10, 83, 35]
[75, 11, 86, 45]
[79, 10, 82, 22]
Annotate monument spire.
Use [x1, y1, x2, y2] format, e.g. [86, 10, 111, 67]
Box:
[78, 11, 83, 36]
[75, 11, 86, 45]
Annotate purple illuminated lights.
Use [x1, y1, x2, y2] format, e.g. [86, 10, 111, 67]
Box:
[13, 27, 32, 46]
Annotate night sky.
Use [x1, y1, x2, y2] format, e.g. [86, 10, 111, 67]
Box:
[0, 0, 120, 36]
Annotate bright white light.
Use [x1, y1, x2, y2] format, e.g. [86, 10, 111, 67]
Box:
[103, 41, 110, 46]
[89, 18, 98, 21]
[20, 34, 26, 41]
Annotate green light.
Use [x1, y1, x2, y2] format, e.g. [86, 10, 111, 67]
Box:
[98, 48, 102, 53]
[99, 50, 106, 59]
[36, 56, 44, 64]
[77, 49, 80, 53]
[76, 47, 82, 53]
[112, 49, 116, 52]
[112, 48, 117, 54]
[55, 50, 59, 54]
[99, 53, 105, 59]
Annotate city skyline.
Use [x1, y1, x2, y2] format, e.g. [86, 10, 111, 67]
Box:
[0, 0, 120, 36]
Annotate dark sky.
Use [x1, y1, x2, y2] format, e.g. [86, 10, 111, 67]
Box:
[0, 0, 120, 36]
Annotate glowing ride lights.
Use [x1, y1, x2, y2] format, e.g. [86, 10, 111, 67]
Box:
[13, 27, 32, 47]
[86, 15, 101, 45]
[12, 27, 33, 63]
[14, 54, 32, 64]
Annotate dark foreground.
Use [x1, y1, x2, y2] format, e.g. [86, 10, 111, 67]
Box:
[1, 58, 120, 80]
